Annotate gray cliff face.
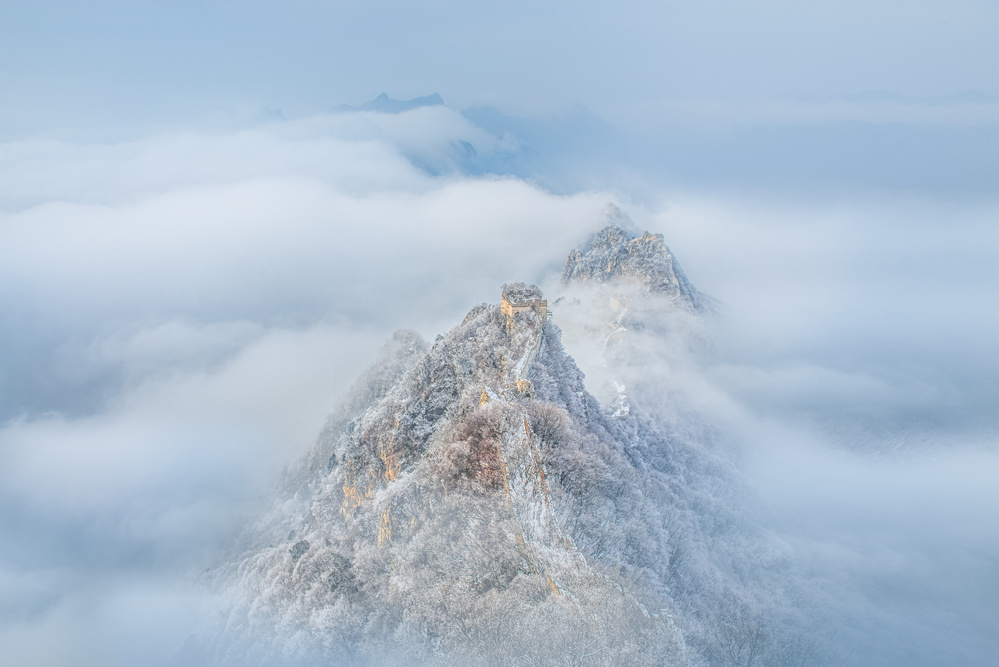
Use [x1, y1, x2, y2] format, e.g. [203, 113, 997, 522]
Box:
[561, 226, 703, 309]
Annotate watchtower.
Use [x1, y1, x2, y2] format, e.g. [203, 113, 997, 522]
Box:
[501, 283, 547, 333]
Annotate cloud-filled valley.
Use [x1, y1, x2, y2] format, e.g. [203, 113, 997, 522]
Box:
[1, 79, 998, 667]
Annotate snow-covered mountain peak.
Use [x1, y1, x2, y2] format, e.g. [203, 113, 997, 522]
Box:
[562, 225, 703, 309]
[203, 245, 802, 667]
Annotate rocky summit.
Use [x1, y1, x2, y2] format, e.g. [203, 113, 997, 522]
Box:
[561, 226, 703, 309]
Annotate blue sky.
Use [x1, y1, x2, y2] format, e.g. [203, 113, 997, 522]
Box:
[3, 0, 997, 124]
[1, 2, 998, 665]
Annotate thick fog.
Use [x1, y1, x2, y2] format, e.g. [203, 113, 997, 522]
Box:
[0, 114, 617, 665]
[623, 196, 999, 664]
[2, 1, 998, 664]
[2, 107, 996, 665]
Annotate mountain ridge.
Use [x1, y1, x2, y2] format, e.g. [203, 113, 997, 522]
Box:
[201, 227, 812, 666]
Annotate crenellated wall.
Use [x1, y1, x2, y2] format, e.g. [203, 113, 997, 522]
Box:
[500, 295, 548, 321]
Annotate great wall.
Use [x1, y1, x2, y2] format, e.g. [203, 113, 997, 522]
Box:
[481, 286, 583, 586]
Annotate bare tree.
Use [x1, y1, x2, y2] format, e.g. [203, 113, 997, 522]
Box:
[712, 601, 773, 667]
[527, 400, 570, 457]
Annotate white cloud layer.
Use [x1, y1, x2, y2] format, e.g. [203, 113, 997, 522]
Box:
[0, 113, 619, 664]
[0, 106, 997, 665]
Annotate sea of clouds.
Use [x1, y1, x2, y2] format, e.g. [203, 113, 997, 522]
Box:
[1, 103, 997, 665]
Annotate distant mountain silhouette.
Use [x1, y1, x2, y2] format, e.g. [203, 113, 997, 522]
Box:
[337, 92, 445, 113]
